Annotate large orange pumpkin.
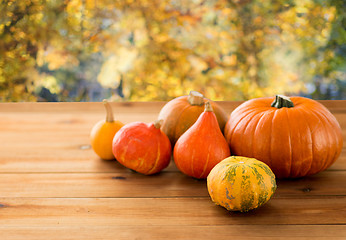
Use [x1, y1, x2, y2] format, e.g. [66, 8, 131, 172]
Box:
[224, 95, 343, 178]
[158, 91, 228, 145]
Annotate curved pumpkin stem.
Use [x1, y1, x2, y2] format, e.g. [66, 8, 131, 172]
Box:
[271, 95, 294, 109]
[103, 99, 114, 122]
[187, 91, 204, 106]
[204, 101, 213, 112]
[153, 119, 164, 129]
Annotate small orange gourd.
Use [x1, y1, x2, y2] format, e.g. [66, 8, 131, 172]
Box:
[90, 100, 124, 160]
[112, 120, 172, 175]
[173, 101, 231, 179]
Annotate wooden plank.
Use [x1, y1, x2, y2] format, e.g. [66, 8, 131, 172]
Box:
[0, 172, 206, 198]
[1, 101, 345, 126]
[0, 103, 162, 173]
[1, 225, 346, 240]
[0, 148, 178, 173]
[277, 171, 346, 197]
[0, 109, 156, 173]
[329, 148, 346, 170]
[313, 100, 346, 113]
[0, 197, 345, 226]
[1, 101, 345, 173]
[0, 147, 345, 173]
[0, 132, 345, 173]
[1, 100, 345, 113]
[0, 171, 345, 198]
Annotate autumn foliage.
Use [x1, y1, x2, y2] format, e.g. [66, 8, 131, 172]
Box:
[0, 0, 344, 101]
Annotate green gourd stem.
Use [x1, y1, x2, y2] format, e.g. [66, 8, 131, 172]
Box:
[271, 95, 294, 109]
[103, 99, 114, 122]
[204, 101, 213, 112]
[187, 91, 205, 106]
[153, 119, 163, 129]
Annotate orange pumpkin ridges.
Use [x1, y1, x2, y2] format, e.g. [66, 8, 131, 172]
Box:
[174, 101, 231, 179]
[90, 100, 124, 160]
[224, 95, 343, 178]
[112, 119, 171, 175]
[158, 91, 229, 146]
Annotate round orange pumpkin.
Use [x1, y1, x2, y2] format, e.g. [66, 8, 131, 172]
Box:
[207, 156, 277, 212]
[158, 91, 228, 145]
[224, 95, 343, 178]
[112, 120, 171, 175]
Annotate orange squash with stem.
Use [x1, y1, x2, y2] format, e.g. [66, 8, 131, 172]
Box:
[224, 95, 343, 178]
[158, 91, 228, 146]
[90, 100, 124, 160]
[112, 120, 172, 175]
[174, 101, 230, 179]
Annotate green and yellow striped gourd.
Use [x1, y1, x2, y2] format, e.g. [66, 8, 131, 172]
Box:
[207, 156, 277, 212]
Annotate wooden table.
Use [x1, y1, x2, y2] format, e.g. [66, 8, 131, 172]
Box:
[1, 101, 346, 239]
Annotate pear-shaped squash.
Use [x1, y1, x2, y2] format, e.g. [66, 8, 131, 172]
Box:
[158, 91, 228, 146]
[173, 102, 231, 179]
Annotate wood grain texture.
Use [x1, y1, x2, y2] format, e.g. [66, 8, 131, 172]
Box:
[0, 101, 345, 239]
[1, 225, 346, 240]
[1, 101, 345, 173]
[0, 171, 345, 198]
[0, 197, 345, 226]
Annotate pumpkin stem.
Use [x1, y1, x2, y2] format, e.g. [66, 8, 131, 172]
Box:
[187, 91, 205, 106]
[204, 101, 213, 112]
[271, 95, 294, 109]
[103, 99, 114, 122]
[153, 119, 164, 129]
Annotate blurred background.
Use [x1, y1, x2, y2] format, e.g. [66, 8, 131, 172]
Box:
[0, 0, 345, 102]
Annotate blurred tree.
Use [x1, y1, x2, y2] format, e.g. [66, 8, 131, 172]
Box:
[0, 0, 344, 101]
